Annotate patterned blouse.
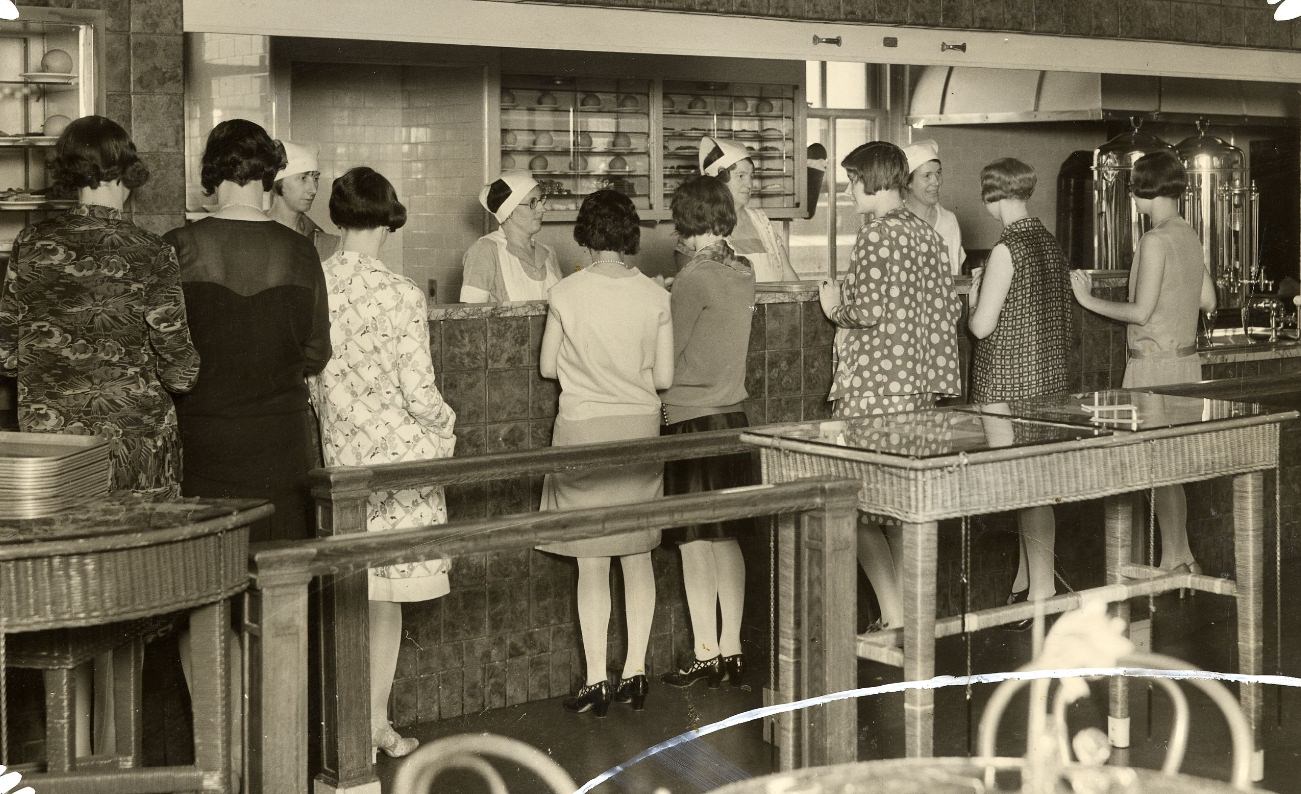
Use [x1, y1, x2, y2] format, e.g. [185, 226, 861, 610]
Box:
[0, 204, 199, 493]
[308, 251, 456, 602]
[828, 207, 961, 416]
[970, 217, 1072, 403]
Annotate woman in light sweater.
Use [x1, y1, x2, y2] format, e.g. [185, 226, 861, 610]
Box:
[659, 175, 757, 689]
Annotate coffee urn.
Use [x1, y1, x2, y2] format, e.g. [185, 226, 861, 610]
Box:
[1092, 119, 1176, 270]
[1175, 120, 1260, 317]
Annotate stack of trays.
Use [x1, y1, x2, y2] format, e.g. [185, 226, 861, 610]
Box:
[0, 432, 111, 519]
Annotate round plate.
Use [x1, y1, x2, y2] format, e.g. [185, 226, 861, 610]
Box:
[20, 72, 75, 83]
[0, 201, 46, 210]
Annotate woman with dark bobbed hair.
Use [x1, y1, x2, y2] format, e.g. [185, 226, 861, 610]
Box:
[0, 115, 199, 492]
[1072, 150, 1215, 576]
[165, 118, 330, 543]
[308, 167, 456, 757]
[659, 175, 757, 692]
[536, 189, 672, 716]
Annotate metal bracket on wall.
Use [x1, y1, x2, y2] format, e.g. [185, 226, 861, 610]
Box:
[812, 35, 842, 46]
[941, 42, 968, 53]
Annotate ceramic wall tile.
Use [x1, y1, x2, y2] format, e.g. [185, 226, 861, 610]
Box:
[486, 369, 530, 422]
[130, 33, 182, 93]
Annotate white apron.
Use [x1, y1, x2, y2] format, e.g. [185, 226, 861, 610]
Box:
[490, 230, 560, 301]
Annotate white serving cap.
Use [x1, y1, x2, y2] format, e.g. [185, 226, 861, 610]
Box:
[698, 135, 750, 177]
[900, 139, 941, 176]
[479, 170, 540, 223]
[276, 141, 319, 180]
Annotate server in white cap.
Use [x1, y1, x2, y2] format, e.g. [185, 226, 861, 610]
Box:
[268, 140, 339, 260]
[900, 139, 965, 275]
[461, 170, 562, 303]
[680, 135, 799, 282]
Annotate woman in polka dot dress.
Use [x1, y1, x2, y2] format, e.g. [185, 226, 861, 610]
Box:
[818, 140, 961, 635]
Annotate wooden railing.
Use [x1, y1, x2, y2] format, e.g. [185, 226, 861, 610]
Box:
[244, 429, 858, 794]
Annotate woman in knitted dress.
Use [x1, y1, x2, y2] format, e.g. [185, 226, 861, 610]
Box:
[967, 157, 1073, 616]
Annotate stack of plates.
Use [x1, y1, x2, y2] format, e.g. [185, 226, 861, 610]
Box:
[0, 432, 111, 519]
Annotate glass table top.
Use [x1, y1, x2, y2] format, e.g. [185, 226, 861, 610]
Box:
[743, 391, 1275, 461]
[953, 390, 1267, 431]
[743, 408, 1111, 460]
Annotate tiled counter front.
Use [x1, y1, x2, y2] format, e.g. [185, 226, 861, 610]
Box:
[393, 290, 837, 725]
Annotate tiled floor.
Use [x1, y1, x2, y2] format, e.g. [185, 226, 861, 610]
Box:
[379, 589, 1301, 793]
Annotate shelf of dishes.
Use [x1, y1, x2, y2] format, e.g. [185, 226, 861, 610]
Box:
[501, 87, 649, 114]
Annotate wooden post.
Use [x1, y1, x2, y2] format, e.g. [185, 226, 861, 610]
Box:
[312, 468, 378, 794]
[774, 511, 799, 771]
[901, 520, 938, 758]
[247, 566, 312, 794]
[799, 484, 859, 767]
[1233, 471, 1265, 781]
[1104, 495, 1132, 748]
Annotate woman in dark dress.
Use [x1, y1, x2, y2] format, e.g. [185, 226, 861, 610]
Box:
[165, 119, 330, 543]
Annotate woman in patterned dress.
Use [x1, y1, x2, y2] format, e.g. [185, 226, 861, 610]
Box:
[308, 167, 456, 757]
[817, 141, 961, 635]
[967, 158, 1073, 619]
[0, 115, 199, 494]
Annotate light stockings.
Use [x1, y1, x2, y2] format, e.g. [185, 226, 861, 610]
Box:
[369, 600, 403, 734]
[1016, 505, 1057, 600]
[856, 515, 902, 629]
[619, 552, 656, 679]
[178, 625, 243, 792]
[679, 539, 750, 661]
[712, 540, 745, 658]
[576, 557, 614, 686]
[1153, 484, 1193, 569]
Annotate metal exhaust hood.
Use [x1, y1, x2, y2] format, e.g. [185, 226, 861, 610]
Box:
[907, 67, 1300, 127]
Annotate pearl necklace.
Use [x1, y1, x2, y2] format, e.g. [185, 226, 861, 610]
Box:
[591, 258, 633, 269]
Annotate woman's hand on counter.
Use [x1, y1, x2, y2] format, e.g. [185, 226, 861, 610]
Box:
[968, 266, 983, 310]
[1069, 270, 1093, 305]
[652, 274, 675, 291]
[818, 278, 842, 318]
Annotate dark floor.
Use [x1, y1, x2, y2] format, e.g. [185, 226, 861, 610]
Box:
[378, 590, 1301, 793]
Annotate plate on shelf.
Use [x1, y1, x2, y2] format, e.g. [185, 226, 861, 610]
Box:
[20, 72, 76, 84]
[0, 201, 45, 210]
[761, 128, 785, 138]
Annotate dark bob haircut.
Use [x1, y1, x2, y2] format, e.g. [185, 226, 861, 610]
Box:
[573, 189, 640, 255]
[50, 115, 150, 193]
[980, 157, 1037, 202]
[1131, 150, 1186, 200]
[671, 175, 736, 239]
[329, 166, 407, 232]
[840, 141, 908, 195]
[200, 119, 286, 196]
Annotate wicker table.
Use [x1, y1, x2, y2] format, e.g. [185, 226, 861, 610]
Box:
[0, 493, 273, 794]
[742, 390, 1296, 779]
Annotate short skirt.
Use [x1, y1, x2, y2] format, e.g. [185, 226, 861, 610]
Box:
[661, 411, 758, 543]
[536, 412, 663, 558]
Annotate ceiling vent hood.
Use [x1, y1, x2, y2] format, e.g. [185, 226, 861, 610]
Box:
[907, 67, 1300, 127]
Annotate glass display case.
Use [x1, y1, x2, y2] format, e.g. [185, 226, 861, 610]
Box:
[499, 75, 652, 214]
[661, 80, 798, 212]
[0, 9, 101, 253]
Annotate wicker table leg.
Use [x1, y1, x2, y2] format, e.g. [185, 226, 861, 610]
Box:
[902, 520, 938, 758]
[43, 667, 75, 773]
[1104, 495, 1133, 748]
[190, 599, 231, 793]
[1233, 472, 1265, 782]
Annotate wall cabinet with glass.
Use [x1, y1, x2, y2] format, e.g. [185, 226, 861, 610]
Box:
[662, 81, 799, 214]
[499, 75, 652, 214]
[494, 71, 804, 221]
[0, 8, 102, 260]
